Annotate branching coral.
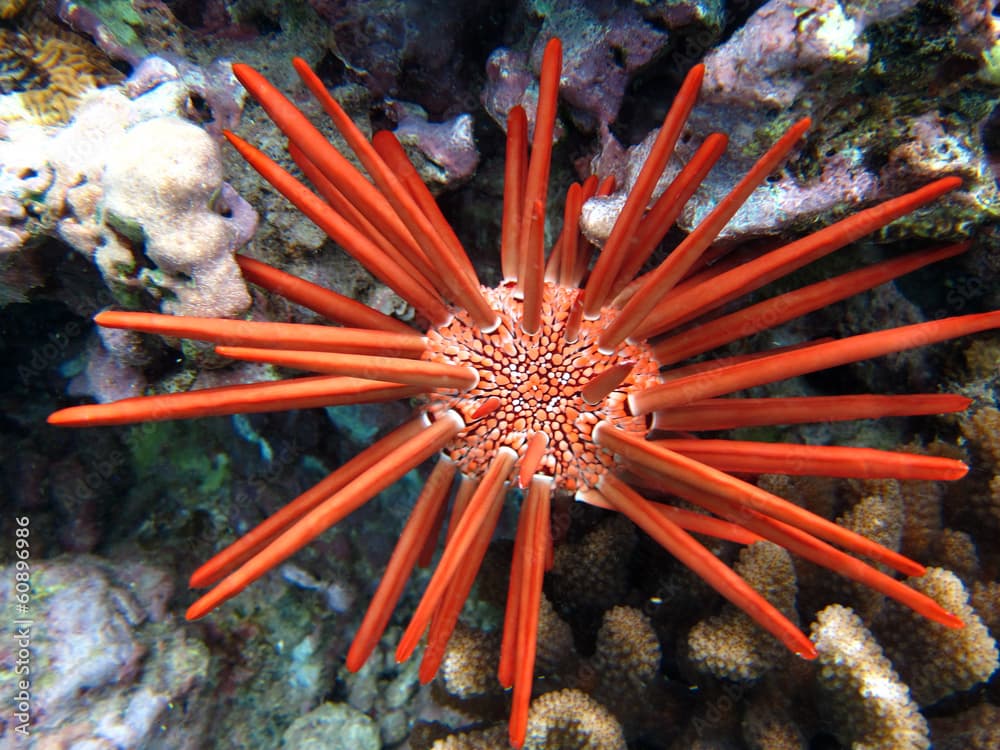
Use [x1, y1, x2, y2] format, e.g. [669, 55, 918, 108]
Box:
[970, 579, 1000, 638]
[533, 592, 576, 678]
[439, 621, 503, 701]
[874, 567, 998, 707]
[591, 605, 659, 699]
[687, 541, 799, 682]
[549, 514, 636, 612]
[740, 680, 809, 750]
[522, 689, 626, 750]
[425, 594, 666, 745]
[811, 603, 930, 750]
[960, 406, 1000, 532]
[828, 482, 906, 621]
[426, 726, 510, 750]
[418, 689, 626, 750]
[931, 703, 1000, 750]
[585, 605, 665, 738]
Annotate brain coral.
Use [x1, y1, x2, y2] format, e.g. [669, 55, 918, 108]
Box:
[0, 11, 122, 124]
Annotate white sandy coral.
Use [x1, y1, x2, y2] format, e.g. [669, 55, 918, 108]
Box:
[99, 116, 252, 318]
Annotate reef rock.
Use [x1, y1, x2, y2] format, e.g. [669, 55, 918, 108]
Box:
[0, 555, 209, 748]
[581, 0, 999, 247]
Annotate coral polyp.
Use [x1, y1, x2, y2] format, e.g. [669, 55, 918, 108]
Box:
[48, 37, 1000, 747]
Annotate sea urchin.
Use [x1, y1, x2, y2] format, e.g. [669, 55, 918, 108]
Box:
[49, 38, 1000, 747]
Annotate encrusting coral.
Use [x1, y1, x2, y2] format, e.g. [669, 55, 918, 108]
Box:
[97, 115, 255, 319]
[0, 55, 255, 322]
[584, 0, 999, 249]
[43, 21, 1000, 750]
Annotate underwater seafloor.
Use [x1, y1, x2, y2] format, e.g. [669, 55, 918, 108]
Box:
[2, 0, 1000, 748]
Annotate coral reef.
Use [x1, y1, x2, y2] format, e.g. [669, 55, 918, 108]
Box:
[56, 0, 158, 66]
[438, 620, 503, 701]
[0, 0, 32, 20]
[3, 1, 998, 749]
[930, 703, 1000, 750]
[418, 689, 628, 750]
[874, 567, 998, 707]
[522, 689, 626, 750]
[516, 0, 671, 132]
[99, 116, 254, 318]
[417, 464, 1000, 748]
[414, 533, 679, 746]
[391, 106, 479, 190]
[581, 0, 1000, 246]
[687, 541, 799, 682]
[481, 0, 724, 135]
[549, 513, 636, 612]
[279, 701, 381, 749]
[588, 605, 661, 726]
[304, 0, 481, 116]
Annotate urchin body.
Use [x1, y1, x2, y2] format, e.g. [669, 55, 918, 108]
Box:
[424, 282, 659, 492]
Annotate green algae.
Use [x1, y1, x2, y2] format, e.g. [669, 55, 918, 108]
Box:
[125, 420, 231, 504]
[65, 0, 146, 59]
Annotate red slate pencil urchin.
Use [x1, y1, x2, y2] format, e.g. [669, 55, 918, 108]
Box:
[49, 37, 1000, 747]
